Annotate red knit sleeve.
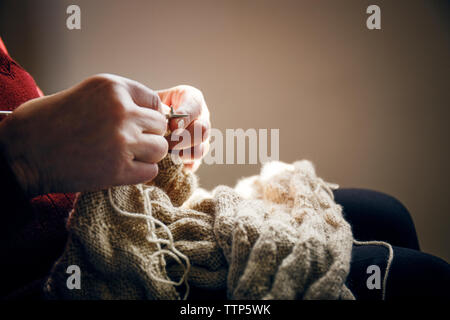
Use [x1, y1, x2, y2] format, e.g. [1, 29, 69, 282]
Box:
[0, 36, 76, 298]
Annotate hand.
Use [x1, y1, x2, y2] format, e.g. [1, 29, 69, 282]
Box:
[158, 85, 211, 171]
[0, 74, 168, 197]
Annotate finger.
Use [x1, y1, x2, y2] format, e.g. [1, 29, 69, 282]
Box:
[160, 102, 171, 115]
[182, 140, 209, 171]
[167, 119, 209, 150]
[156, 87, 174, 105]
[120, 162, 159, 185]
[183, 160, 201, 172]
[130, 134, 168, 163]
[124, 78, 163, 113]
[165, 87, 204, 131]
[174, 140, 209, 161]
[131, 107, 167, 136]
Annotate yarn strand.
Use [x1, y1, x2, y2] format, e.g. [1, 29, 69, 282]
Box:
[313, 177, 393, 300]
[353, 239, 394, 300]
[107, 187, 191, 300]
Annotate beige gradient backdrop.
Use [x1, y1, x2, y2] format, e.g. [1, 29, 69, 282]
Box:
[1, 0, 449, 261]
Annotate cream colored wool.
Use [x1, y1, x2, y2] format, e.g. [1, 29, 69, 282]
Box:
[44, 156, 356, 300]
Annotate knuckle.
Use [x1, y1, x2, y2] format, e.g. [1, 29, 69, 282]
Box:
[113, 130, 130, 154]
[177, 84, 203, 96]
[147, 87, 162, 106]
[145, 164, 159, 182]
[110, 103, 128, 122]
[175, 85, 205, 105]
[109, 155, 127, 180]
[109, 97, 130, 124]
[150, 136, 168, 161]
[85, 73, 118, 90]
[85, 74, 130, 120]
[159, 137, 169, 156]
[153, 111, 168, 134]
[137, 109, 167, 135]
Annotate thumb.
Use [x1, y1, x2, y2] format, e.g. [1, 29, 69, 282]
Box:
[124, 78, 163, 113]
[160, 103, 171, 116]
[169, 89, 203, 131]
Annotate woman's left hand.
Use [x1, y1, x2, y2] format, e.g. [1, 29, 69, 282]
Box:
[157, 85, 210, 171]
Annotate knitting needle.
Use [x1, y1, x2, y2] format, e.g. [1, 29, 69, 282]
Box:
[1, 107, 188, 122]
[1, 107, 188, 118]
[165, 105, 188, 120]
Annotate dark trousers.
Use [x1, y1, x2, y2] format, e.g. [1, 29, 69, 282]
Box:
[336, 188, 450, 300]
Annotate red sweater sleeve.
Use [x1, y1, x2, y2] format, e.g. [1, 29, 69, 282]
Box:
[0, 37, 76, 298]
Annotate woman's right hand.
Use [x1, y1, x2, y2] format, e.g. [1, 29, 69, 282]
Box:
[0, 74, 169, 197]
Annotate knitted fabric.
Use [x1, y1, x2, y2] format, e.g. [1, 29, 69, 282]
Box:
[44, 156, 355, 300]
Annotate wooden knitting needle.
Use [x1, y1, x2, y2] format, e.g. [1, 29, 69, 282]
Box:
[0, 111, 12, 115]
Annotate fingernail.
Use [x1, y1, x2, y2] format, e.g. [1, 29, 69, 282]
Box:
[161, 103, 171, 114]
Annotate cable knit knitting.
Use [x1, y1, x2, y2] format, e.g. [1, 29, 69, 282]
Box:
[44, 155, 355, 300]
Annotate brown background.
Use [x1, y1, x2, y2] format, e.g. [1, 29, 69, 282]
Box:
[1, 0, 449, 262]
